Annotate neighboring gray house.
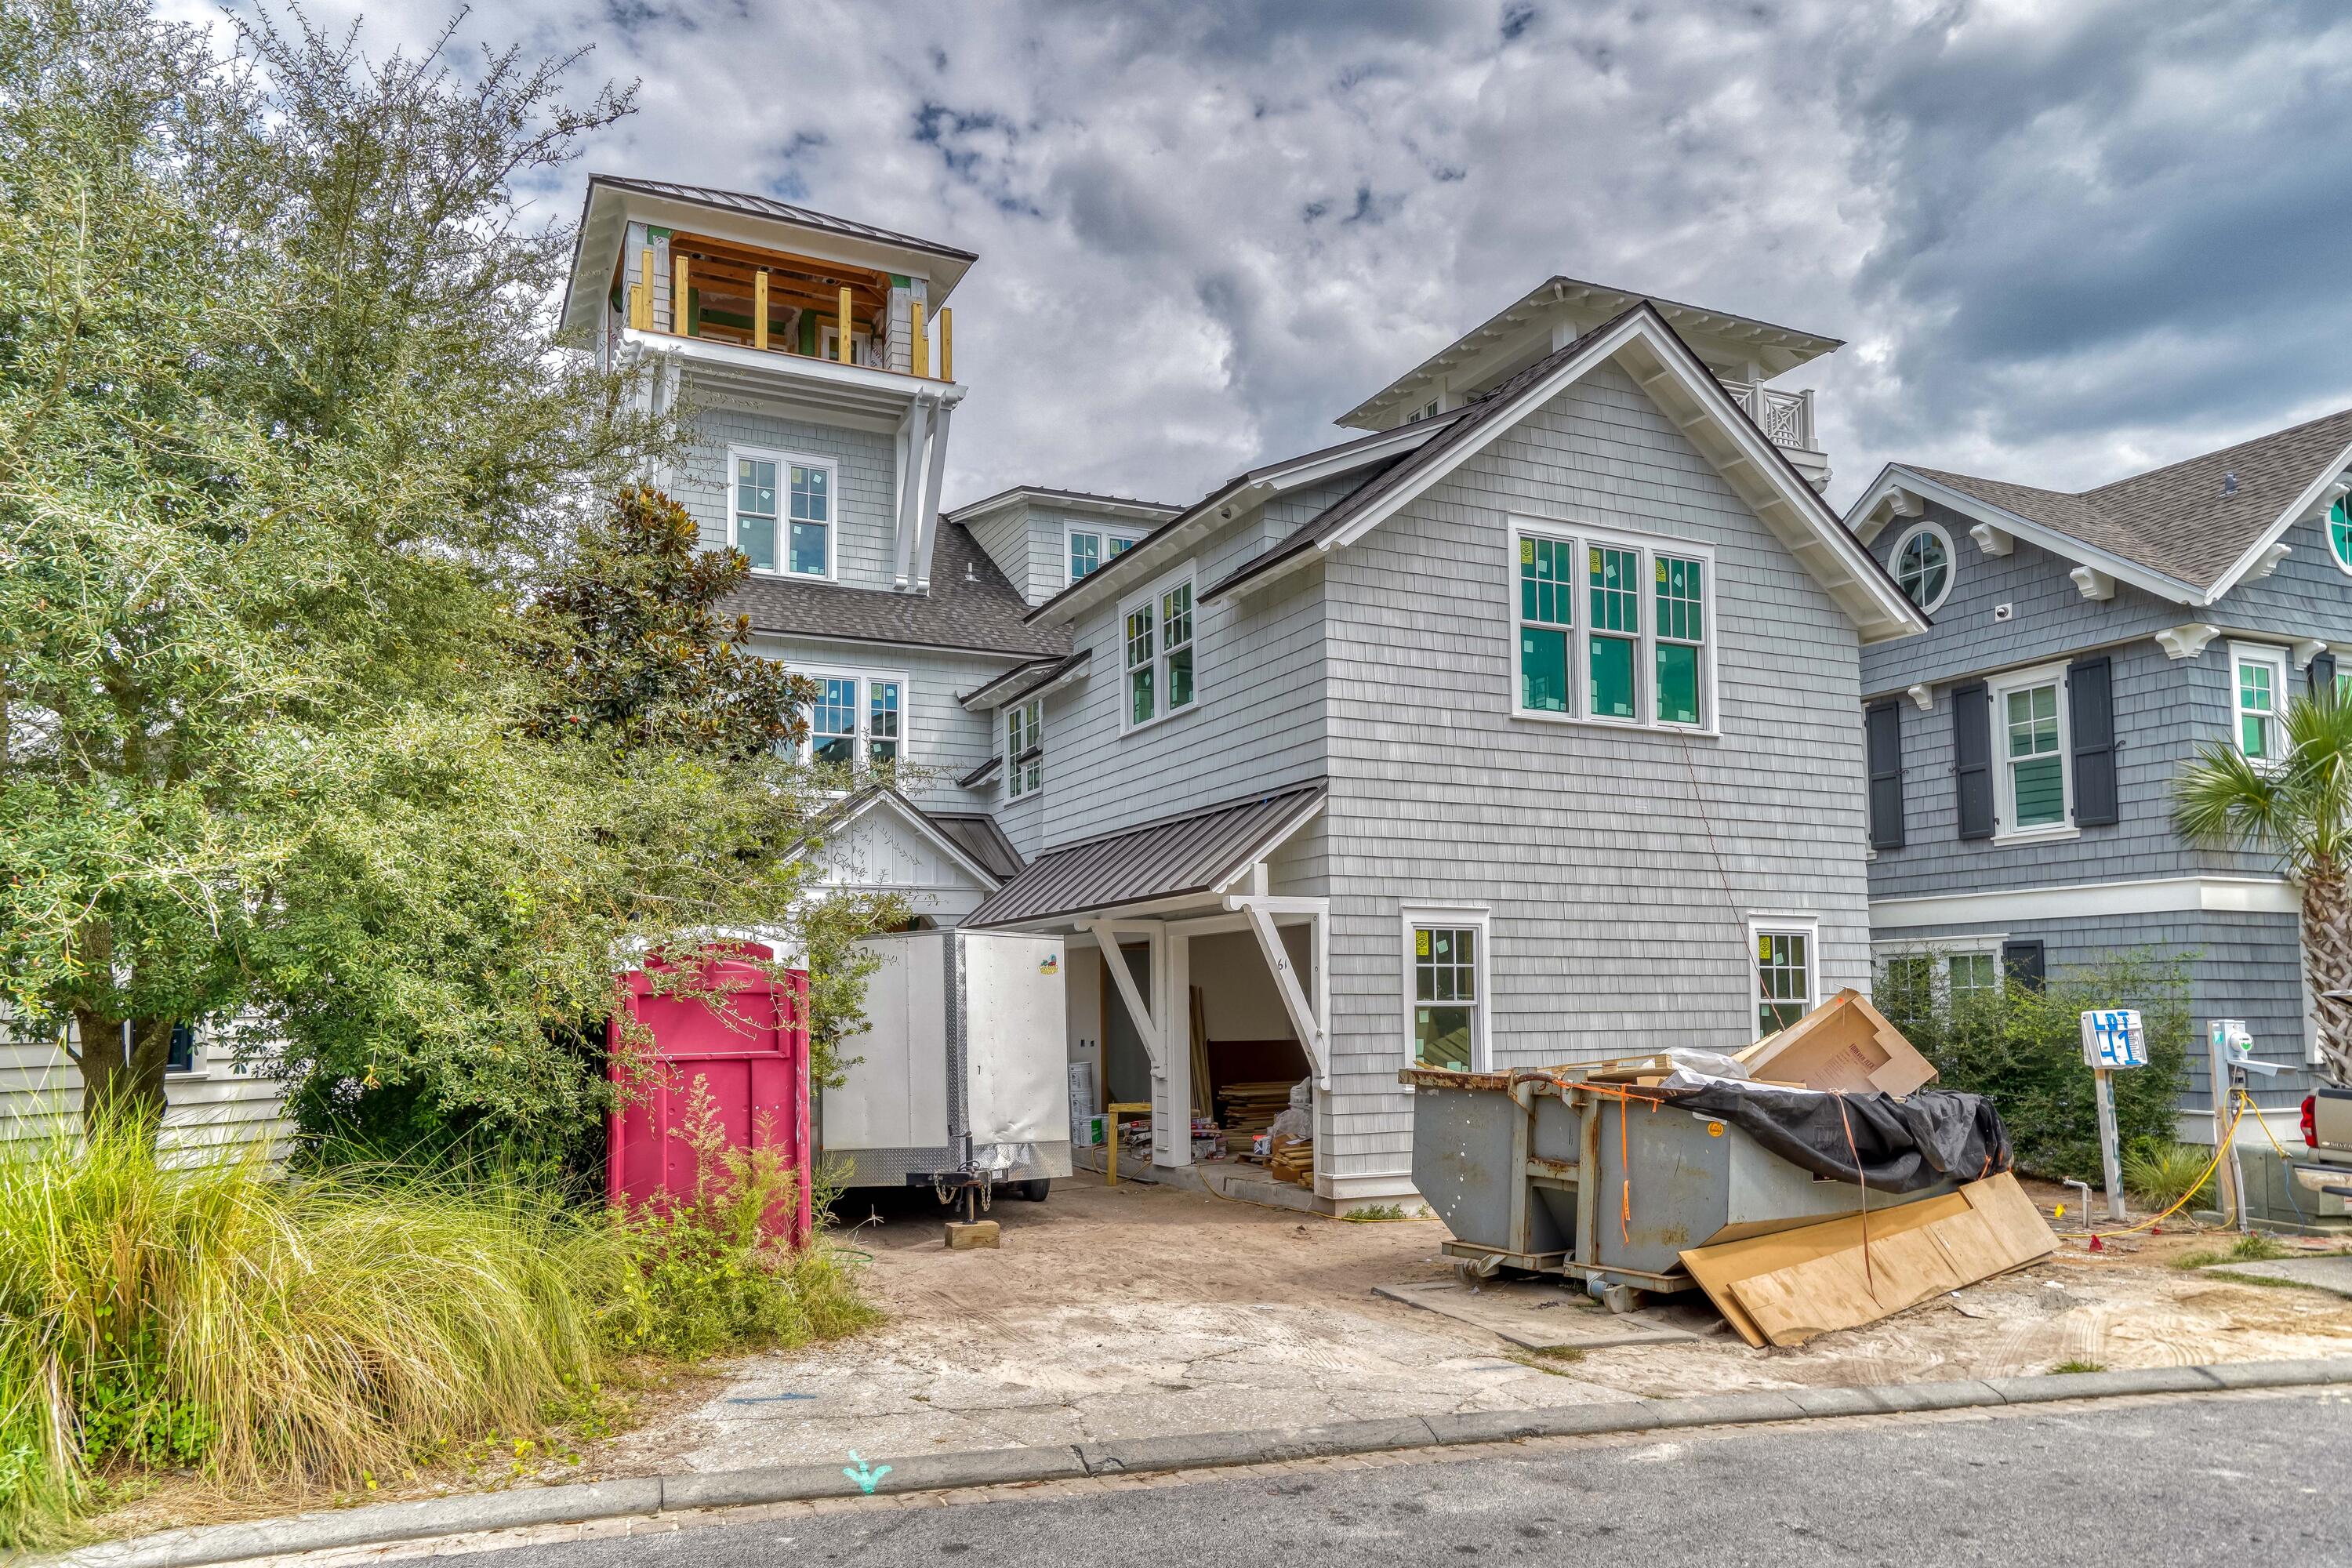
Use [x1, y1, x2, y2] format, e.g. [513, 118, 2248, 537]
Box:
[1846, 411, 2352, 1205]
[560, 176, 1928, 1208]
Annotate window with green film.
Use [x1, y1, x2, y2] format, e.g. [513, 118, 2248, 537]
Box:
[1519, 535, 1572, 712]
[1163, 584, 1195, 710]
[1880, 955, 1934, 1020]
[1588, 545, 1639, 719]
[2005, 684, 2064, 827]
[1125, 603, 1155, 725]
[1654, 554, 1704, 726]
[1412, 925, 1479, 1070]
[2239, 659, 2276, 759]
[1949, 953, 1998, 1002]
[1755, 930, 1809, 1036]
[2332, 496, 2352, 571]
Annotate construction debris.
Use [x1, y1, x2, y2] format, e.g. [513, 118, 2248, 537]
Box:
[1215, 1081, 1293, 1139]
[1736, 987, 1936, 1096]
[1679, 1171, 2057, 1347]
[1269, 1134, 1315, 1185]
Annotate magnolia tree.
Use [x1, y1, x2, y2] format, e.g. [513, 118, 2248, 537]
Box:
[2176, 693, 2352, 1087]
[0, 2, 876, 1144]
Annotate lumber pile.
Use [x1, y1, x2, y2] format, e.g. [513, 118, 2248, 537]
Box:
[1268, 1134, 1314, 1186]
[1216, 1081, 1293, 1138]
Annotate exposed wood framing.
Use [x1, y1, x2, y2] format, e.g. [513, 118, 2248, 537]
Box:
[753, 270, 768, 351]
[939, 308, 953, 381]
[837, 286, 852, 364]
[672, 254, 689, 336]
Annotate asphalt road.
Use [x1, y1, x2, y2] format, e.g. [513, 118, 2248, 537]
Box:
[470, 1392, 2352, 1568]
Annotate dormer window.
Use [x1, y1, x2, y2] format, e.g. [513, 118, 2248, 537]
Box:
[1892, 522, 1954, 613]
[1069, 526, 1142, 584]
[734, 447, 834, 579]
[2329, 495, 2352, 574]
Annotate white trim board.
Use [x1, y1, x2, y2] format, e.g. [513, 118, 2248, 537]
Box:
[1871, 874, 2297, 930]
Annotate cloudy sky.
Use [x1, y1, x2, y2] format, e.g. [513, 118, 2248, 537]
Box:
[187, 0, 2352, 514]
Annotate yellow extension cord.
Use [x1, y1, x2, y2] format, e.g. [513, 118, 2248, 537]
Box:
[2049, 1088, 2255, 1240]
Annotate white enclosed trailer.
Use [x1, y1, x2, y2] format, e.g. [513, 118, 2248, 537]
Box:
[822, 931, 1070, 1215]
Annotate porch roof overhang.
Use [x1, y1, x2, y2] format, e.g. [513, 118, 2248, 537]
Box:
[964, 783, 1326, 929]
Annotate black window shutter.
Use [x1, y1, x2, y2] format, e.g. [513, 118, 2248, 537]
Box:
[2312, 650, 2337, 703]
[1865, 699, 1905, 850]
[1952, 681, 1994, 840]
[2068, 654, 2118, 828]
[2001, 938, 2046, 994]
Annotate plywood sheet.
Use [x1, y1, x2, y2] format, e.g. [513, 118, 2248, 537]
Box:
[1682, 1174, 2056, 1348]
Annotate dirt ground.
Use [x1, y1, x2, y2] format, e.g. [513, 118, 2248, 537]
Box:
[87, 1169, 2352, 1543]
[593, 1168, 2352, 1478]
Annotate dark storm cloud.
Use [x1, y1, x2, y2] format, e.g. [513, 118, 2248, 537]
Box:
[201, 0, 2352, 507]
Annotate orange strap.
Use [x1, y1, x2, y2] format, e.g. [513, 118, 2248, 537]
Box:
[1834, 1091, 1874, 1298]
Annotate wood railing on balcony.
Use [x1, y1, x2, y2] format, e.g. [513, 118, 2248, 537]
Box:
[622, 231, 952, 380]
[1725, 381, 1816, 451]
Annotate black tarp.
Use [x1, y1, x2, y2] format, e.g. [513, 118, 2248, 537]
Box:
[1657, 1080, 2013, 1194]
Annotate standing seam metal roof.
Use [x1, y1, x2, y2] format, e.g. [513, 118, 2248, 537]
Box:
[964, 784, 1326, 927]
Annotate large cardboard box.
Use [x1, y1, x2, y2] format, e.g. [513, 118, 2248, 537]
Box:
[1735, 988, 1936, 1097]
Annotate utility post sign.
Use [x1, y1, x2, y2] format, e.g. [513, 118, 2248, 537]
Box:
[2079, 1010, 2146, 1224]
[2081, 1009, 2148, 1069]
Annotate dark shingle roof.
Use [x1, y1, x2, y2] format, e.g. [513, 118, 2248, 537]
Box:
[723, 521, 1071, 659]
[1909, 406, 2352, 591]
[967, 783, 1326, 928]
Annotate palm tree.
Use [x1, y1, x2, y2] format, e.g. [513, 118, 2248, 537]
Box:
[2175, 692, 2352, 1086]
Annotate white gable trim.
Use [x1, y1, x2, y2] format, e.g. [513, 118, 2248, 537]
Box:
[1846, 465, 2203, 607]
[1309, 307, 1926, 643]
[804, 789, 1004, 891]
[2202, 434, 2352, 604]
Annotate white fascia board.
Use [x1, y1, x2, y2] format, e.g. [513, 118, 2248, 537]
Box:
[946, 490, 1178, 527]
[956, 659, 1058, 712]
[2201, 434, 2352, 604]
[1867, 466, 2202, 607]
[1845, 465, 1918, 545]
[1025, 426, 1446, 630]
[622, 328, 964, 420]
[1313, 309, 1925, 641]
[1869, 873, 2296, 930]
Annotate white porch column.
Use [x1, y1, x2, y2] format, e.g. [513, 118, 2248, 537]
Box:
[1156, 927, 1190, 1168]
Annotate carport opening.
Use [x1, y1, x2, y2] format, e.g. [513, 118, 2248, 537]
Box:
[1185, 927, 1312, 1159]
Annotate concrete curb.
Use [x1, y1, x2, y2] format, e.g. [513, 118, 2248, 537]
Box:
[57, 1359, 2352, 1568]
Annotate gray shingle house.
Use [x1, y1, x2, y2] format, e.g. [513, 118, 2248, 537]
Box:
[1846, 410, 2352, 1206]
[561, 176, 1928, 1208]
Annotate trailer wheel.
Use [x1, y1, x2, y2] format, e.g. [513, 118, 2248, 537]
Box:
[1013, 1178, 1051, 1202]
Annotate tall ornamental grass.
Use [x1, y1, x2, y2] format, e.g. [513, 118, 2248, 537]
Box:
[0, 1115, 609, 1547]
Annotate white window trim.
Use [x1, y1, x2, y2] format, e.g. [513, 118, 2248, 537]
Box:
[1063, 521, 1148, 588]
[1002, 697, 1043, 801]
[1116, 564, 1200, 736]
[2229, 640, 2292, 767]
[729, 445, 840, 583]
[1399, 904, 1490, 1072]
[1889, 521, 1957, 615]
[793, 666, 909, 770]
[1872, 935, 2009, 1005]
[1507, 517, 1720, 739]
[1985, 659, 2078, 845]
[1748, 913, 1820, 1040]
[2328, 495, 2352, 577]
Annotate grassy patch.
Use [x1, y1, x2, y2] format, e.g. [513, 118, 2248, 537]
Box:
[1340, 1203, 1425, 1222]
[2173, 1232, 2296, 1271]
[2049, 1360, 2107, 1374]
[0, 1106, 873, 1550]
[2122, 1142, 2217, 1214]
[1508, 1347, 1589, 1377]
[2199, 1269, 2326, 1292]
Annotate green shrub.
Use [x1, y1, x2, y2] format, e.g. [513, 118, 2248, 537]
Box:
[1874, 949, 2192, 1184]
[596, 1078, 877, 1360]
[0, 1105, 874, 1550]
[2122, 1140, 2218, 1214]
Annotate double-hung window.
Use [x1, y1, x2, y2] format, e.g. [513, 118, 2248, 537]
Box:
[795, 670, 904, 771]
[1121, 571, 1196, 731]
[1005, 699, 1042, 798]
[1403, 909, 1487, 1071]
[1750, 917, 1817, 1038]
[2230, 641, 2290, 764]
[1068, 527, 1140, 584]
[734, 448, 834, 579]
[1512, 522, 1713, 731]
[1986, 661, 2071, 837]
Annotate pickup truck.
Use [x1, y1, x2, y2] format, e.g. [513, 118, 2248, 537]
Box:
[2296, 1087, 2352, 1218]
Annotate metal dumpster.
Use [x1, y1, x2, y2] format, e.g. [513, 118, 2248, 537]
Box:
[1403, 1064, 1961, 1301]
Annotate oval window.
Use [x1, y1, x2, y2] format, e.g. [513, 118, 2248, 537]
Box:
[2330, 495, 2352, 573]
[1893, 524, 1954, 613]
